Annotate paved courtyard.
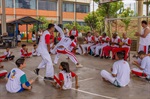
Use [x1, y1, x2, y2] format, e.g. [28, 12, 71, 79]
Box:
[0, 45, 150, 99]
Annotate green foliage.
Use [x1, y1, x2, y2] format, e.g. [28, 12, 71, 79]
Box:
[84, 1, 124, 33]
[98, 2, 124, 18]
[119, 7, 134, 32]
[64, 22, 91, 33]
[84, 11, 99, 31]
[30, 16, 53, 32]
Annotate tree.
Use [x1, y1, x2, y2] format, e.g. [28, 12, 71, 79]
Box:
[30, 16, 54, 32]
[64, 22, 91, 33]
[119, 8, 134, 33]
[84, 1, 124, 35]
[84, 11, 99, 31]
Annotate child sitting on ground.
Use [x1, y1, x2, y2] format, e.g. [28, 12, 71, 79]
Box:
[53, 62, 79, 90]
[20, 44, 32, 58]
[132, 51, 150, 81]
[100, 52, 130, 87]
[32, 44, 40, 56]
[4, 47, 15, 60]
[6, 58, 35, 93]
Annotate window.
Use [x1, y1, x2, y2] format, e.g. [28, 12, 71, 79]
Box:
[63, 21, 73, 25]
[78, 22, 86, 26]
[63, 2, 74, 12]
[38, 0, 57, 11]
[15, 0, 36, 9]
[76, 4, 89, 13]
[6, 0, 13, 8]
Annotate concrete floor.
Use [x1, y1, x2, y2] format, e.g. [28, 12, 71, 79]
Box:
[0, 45, 150, 99]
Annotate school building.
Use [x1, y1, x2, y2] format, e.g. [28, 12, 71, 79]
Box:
[0, 0, 91, 33]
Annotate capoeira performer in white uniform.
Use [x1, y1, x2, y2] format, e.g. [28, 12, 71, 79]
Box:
[94, 33, 110, 58]
[52, 25, 83, 68]
[135, 20, 150, 54]
[34, 24, 55, 81]
[90, 32, 99, 55]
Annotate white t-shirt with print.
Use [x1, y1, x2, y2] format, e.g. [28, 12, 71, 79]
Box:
[112, 60, 130, 87]
[141, 56, 150, 76]
[60, 71, 72, 90]
[6, 68, 25, 93]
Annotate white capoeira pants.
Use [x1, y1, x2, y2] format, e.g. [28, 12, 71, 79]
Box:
[100, 70, 121, 87]
[76, 45, 82, 54]
[100, 70, 116, 84]
[95, 45, 105, 56]
[38, 53, 54, 77]
[54, 48, 78, 65]
[90, 44, 99, 53]
[81, 43, 93, 54]
[138, 44, 150, 54]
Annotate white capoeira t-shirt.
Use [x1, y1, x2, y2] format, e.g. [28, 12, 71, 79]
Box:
[139, 27, 150, 46]
[139, 27, 150, 53]
[122, 38, 131, 48]
[85, 36, 94, 44]
[6, 68, 25, 93]
[37, 30, 50, 54]
[60, 71, 73, 90]
[140, 56, 150, 76]
[112, 60, 130, 87]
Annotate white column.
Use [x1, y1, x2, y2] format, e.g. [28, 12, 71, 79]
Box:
[13, 0, 16, 19]
[57, 0, 63, 24]
[137, 0, 143, 51]
[74, 0, 77, 25]
[1, 0, 6, 35]
[36, 0, 39, 17]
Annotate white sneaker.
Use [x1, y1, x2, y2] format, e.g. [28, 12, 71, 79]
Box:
[76, 64, 83, 68]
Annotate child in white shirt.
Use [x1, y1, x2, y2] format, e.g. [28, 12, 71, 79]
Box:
[100, 52, 130, 87]
[132, 51, 150, 81]
[32, 31, 36, 44]
[17, 33, 21, 47]
[32, 44, 40, 56]
[53, 62, 79, 90]
[4, 47, 15, 60]
[6, 58, 35, 93]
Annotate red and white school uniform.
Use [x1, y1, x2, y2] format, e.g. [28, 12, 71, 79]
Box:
[37, 30, 54, 77]
[90, 36, 99, 53]
[54, 70, 76, 90]
[112, 38, 131, 60]
[69, 30, 78, 42]
[132, 56, 150, 78]
[53, 25, 78, 65]
[20, 48, 32, 57]
[138, 27, 150, 54]
[103, 37, 121, 57]
[95, 36, 110, 56]
[81, 36, 94, 54]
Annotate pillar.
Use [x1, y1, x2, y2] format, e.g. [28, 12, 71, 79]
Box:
[137, 0, 143, 51]
[1, 0, 6, 35]
[57, 0, 63, 24]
